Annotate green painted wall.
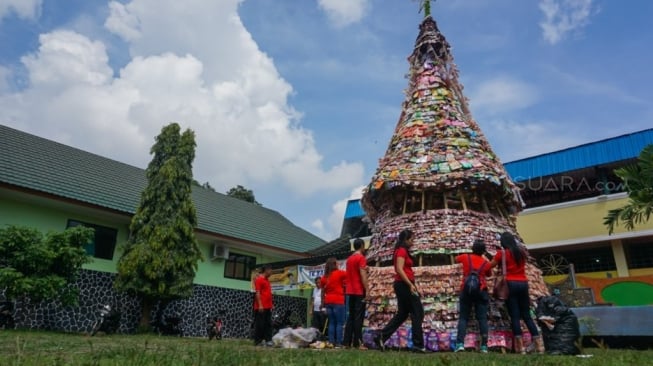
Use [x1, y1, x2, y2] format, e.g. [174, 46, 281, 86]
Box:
[0, 196, 129, 273]
[1, 194, 297, 292]
[2, 197, 67, 230]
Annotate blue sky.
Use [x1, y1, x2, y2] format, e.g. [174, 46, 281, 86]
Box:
[1, 0, 652, 242]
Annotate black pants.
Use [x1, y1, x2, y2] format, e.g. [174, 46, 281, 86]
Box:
[253, 309, 272, 344]
[343, 295, 366, 347]
[379, 281, 424, 349]
[506, 281, 539, 337]
[456, 290, 489, 346]
[312, 310, 327, 337]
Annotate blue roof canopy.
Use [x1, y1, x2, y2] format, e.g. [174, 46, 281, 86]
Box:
[504, 129, 653, 182]
[344, 129, 653, 220]
[344, 199, 365, 219]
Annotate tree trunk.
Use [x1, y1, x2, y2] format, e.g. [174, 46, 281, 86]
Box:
[139, 297, 155, 331]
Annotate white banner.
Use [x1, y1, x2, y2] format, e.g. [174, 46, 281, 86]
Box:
[297, 260, 346, 288]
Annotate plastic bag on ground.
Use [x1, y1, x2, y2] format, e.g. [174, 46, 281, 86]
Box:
[272, 327, 320, 348]
[535, 296, 581, 355]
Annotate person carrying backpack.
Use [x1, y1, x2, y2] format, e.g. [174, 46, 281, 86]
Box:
[454, 239, 493, 353]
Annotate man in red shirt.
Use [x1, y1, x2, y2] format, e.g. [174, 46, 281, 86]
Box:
[343, 238, 369, 349]
[253, 265, 273, 346]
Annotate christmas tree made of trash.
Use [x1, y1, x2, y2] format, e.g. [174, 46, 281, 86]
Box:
[361, 2, 549, 351]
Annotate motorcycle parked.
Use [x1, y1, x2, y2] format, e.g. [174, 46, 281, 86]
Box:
[0, 301, 15, 330]
[90, 304, 120, 336]
[207, 310, 226, 340]
[272, 309, 293, 335]
[152, 313, 183, 337]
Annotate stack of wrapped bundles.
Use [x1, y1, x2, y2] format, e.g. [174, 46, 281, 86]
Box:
[359, 15, 549, 351]
[364, 264, 549, 351]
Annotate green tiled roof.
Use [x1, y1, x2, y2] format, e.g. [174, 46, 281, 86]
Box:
[306, 236, 351, 257]
[260, 237, 355, 269]
[0, 124, 326, 253]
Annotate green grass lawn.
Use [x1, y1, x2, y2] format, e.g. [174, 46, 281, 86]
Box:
[0, 330, 651, 366]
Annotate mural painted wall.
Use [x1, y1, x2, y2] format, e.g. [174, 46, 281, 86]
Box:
[576, 274, 653, 306]
[543, 273, 653, 306]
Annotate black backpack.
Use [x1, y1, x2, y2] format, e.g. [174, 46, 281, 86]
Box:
[463, 254, 487, 298]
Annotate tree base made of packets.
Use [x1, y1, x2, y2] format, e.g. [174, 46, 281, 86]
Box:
[362, 266, 548, 352]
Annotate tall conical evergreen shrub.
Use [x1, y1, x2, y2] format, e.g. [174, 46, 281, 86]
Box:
[115, 122, 202, 328]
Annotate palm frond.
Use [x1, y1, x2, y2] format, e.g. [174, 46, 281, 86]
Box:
[604, 144, 653, 234]
[603, 207, 623, 235]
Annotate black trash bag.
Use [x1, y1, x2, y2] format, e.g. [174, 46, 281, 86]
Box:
[535, 296, 581, 355]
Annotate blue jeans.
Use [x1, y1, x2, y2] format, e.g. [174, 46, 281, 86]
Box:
[326, 303, 346, 345]
[456, 290, 489, 346]
[506, 281, 539, 337]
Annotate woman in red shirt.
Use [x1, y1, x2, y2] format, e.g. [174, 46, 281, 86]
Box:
[490, 232, 544, 354]
[321, 257, 347, 347]
[374, 229, 425, 352]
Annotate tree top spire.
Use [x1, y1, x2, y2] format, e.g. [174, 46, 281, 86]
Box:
[419, 0, 432, 17]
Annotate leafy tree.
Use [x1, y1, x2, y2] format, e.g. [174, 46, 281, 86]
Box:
[604, 144, 653, 234]
[0, 225, 93, 305]
[202, 181, 216, 192]
[114, 123, 202, 329]
[226, 185, 262, 206]
[191, 180, 216, 192]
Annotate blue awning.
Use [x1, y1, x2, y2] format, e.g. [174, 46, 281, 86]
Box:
[504, 129, 653, 182]
[344, 199, 365, 219]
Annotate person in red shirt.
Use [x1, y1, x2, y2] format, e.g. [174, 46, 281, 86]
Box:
[253, 265, 273, 346]
[343, 238, 369, 349]
[454, 239, 493, 353]
[320, 257, 347, 347]
[490, 232, 543, 354]
[374, 229, 425, 352]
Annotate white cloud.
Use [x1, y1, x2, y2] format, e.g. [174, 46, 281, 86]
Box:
[0, 65, 9, 92]
[0, 0, 364, 202]
[311, 219, 325, 233]
[469, 77, 538, 115]
[317, 0, 369, 28]
[104, 1, 142, 41]
[21, 31, 113, 87]
[482, 119, 581, 163]
[0, 0, 41, 22]
[305, 184, 365, 240]
[539, 0, 597, 45]
[322, 185, 365, 239]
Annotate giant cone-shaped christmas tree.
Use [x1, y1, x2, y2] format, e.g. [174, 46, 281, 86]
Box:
[361, 7, 549, 351]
